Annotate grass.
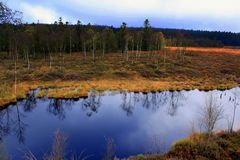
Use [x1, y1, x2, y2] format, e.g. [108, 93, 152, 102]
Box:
[0, 47, 240, 107]
[167, 46, 240, 55]
[130, 131, 240, 160]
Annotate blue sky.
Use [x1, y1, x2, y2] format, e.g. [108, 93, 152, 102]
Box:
[5, 0, 240, 32]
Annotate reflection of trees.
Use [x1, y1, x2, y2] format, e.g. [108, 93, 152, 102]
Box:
[47, 97, 75, 120]
[141, 92, 171, 112]
[13, 104, 27, 144]
[0, 108, 12, 141]
[23, 91, 37, 112]
[0, 91, 77, 145]
[167, 91, 186, 116]
[142, 93, 151, 109]
[48, 99, 66, 120]
[82, 90, 101, 117]
[156, 92, 169, 109]
[120, 92, 135, 116]
[0, 97, 36, 143]
[119, 91, 186, 116]
[47, 90, 102, 118]
[141, 91, 185, 115]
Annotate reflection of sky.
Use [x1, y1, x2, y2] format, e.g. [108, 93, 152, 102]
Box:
[5, 0, 240, 32]
[1, 88, 240, 159]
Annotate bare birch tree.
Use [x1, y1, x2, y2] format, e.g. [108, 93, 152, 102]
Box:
[199, 94, 224, 134]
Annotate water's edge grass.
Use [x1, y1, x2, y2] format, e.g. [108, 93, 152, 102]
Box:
[130, 131, 240, 160]
[0, 79, 238, 108]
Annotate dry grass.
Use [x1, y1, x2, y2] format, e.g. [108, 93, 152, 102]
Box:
[167, 47, 240, 55]
[130, 131, 240, 160]
[0, 47, 240, 107]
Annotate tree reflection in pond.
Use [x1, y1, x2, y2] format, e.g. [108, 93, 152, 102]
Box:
[0, 89, 187, 145]
[0, 107, 12, 142]
[119, 91, 186, 116]
[47, 99, 74, 120]
[23, 91, 37, 112]
[81, 90, 101, 117]
[0, 88, 239, 160]
[142, 93, 151, 109]
[120, 92, 135, 116]
[141, 92, 170, 112]
[13, 104, 27, 144]
[48, 99, 66, 120]
[0, 104, 28, 144]
[167, 91, 186, 116]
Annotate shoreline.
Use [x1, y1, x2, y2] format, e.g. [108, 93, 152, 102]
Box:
[1, 47, 240, 108]
[129, 131, 240, 160]
[0, 79, 238, 108]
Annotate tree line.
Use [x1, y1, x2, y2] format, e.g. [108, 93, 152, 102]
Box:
[1, 1, 240, 62]
[157, 28, 240, 47]
[0, 2, 166, 60]
[0, 18, 166, 60]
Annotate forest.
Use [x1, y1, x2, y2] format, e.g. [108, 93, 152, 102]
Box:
[1, 1, 240, 61]
[1, 18, 240, 59]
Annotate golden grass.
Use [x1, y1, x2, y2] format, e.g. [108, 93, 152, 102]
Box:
[130, 131, 240, 160]
[0, 78, 237, 107]
[167, 46, 240, 55]
[0, 47, 240, 107]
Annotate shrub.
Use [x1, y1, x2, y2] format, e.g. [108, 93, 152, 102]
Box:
[168, 135, 231, 160]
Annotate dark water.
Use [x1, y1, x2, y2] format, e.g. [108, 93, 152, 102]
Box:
[0, 88, 240, 159]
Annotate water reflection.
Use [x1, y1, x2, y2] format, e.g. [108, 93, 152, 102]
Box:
[0, 103, 27, 144]
[119, 91, 186, 116]
[48, 99, 66, 120]
[13, 104, 27, 143]
[23, 91, 37, 113]
[0, 88, 239, 159]
[0, 142, 8, 159]
[120, 92, 134, 116]
[47, 99, 75, 120]
[167, 91, 186, 116]
[0, 108, 12, 141]
[82, 90, 101, 117]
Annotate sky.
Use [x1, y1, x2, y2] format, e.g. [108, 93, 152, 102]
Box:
[5, 0, 240, 32]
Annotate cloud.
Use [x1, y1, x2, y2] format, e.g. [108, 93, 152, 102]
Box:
[5, 0, 240, 32]
[66, 0, 240, 18]
[20, 2, 57, 23]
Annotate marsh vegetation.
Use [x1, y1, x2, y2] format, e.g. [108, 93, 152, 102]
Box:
[1, 2, 240, 107]
[1, 2, 240, 160]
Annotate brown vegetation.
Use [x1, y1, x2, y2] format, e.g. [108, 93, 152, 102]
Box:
[130, 131, 240, 160]
[0, 47, 240, 107]
[167, 47, 240, 55]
